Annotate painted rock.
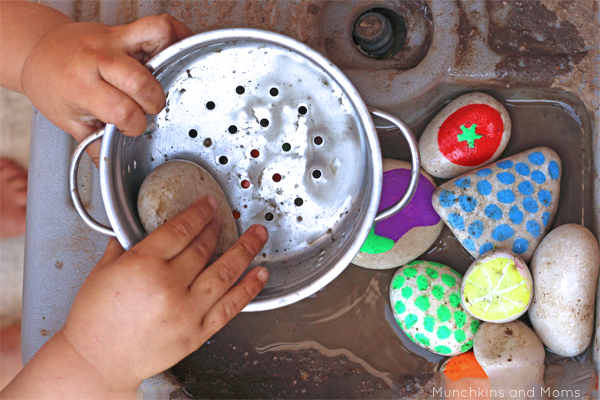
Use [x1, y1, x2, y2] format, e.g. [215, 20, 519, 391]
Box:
[390, 261, 480, 356]
[137, 160, 239, 260]
[419, 93, 511, 179]
[353, 159, 443, 269]
[461, 250, 532, 323]
[441, 352, 490, 400]
[442, 352, 488, 381]
[529, 224, 600, 357]
[473, 321, 545, 399]
[432, 146, 562, 263]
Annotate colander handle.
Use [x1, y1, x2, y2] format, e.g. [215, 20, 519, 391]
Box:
[369, 108, 421, 223]
[69, 128, 116, 237]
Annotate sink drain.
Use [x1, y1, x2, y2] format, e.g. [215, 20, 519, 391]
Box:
[353, 8, 408, 59]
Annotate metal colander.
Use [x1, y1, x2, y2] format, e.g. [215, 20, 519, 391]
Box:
[70, 29, 420, 311]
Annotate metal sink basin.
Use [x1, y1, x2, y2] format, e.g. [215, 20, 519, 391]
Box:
[23, 1, 599, 398]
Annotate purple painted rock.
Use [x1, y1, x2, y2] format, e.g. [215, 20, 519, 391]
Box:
[353, 159, 443, 269]
[432, 147, 562, 263]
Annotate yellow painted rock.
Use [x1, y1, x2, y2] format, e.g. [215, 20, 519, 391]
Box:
[461, 250, 532, 323]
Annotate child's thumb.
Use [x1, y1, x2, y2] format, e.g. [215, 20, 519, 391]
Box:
[121, 15, 193, 62]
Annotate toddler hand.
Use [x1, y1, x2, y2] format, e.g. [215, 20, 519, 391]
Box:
[21, 15, 192, 161]
[3, 197, 269, 398]
[64, 197, 268, 395]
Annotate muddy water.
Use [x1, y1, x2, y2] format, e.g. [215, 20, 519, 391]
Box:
[169, 91, 594, 399]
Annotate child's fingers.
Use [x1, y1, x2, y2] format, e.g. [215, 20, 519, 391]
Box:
[121, 15, 193, 62]
[165, 15, 194, 43]
[61, 118, 104, 166]
[199, 267, 269, 337]
[169, 215, 223, 287]
[190, 225, 268, 309]
[97, 55, 165, 115]
[82, 80, 148, 137]
[85, 140, 103, 168]
[149, 14, 193, 45]
[133, 196, 218, 260]
[97, 237, 126, 266]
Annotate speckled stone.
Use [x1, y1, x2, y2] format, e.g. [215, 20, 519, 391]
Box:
[473, 321, 545, 395]
[390, 260, 480, 356]
[137, 160, 239, 260]
[353, 160, 443, 269]
[528, 224, 600, 357]
[432, 147, 561, 263]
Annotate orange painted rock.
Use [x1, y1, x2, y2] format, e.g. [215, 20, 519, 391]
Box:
[442, 352, 488, 381]
[441, 352, 490, 400]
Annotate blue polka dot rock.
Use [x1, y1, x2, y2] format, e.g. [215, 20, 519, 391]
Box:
[390, 261, 480, 356]
[432, 147, 561, 262]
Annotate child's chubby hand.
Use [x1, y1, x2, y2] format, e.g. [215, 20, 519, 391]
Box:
[21, 15, 192, 161]
[64, 197, 269, 394]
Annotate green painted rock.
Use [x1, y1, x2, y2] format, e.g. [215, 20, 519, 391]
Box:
[390, 260, 480, 356]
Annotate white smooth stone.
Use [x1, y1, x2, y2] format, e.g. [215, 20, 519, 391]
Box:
[529, 224, 600, 357]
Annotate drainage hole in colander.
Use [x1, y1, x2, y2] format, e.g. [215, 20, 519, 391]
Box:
[282, 143, 291, 152]
[260, 119, 269, 127]
[236, 86, 245, 95]
[294, 198, 303, 206]
[206, 101, 215, 110]
[241, 180, 250, 189]
[312, 169, 322, 179]
[273, 173, 281, 182]
[203, 138, 212, 147]
[265, 212, 274, 221]
[219, 156, 228, 165]
[232, 211, 241, 220]
[270, 87, 279, 97]
[298, 106, 308, 115]
[313, 136, 323, 145]
[228, 125, 238, 134]
[188, 129, 198, 138]
[297, 216, 303, 222]
[250, 149, 260, 158]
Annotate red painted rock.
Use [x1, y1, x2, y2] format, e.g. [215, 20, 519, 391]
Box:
[419, 93, 511, 179]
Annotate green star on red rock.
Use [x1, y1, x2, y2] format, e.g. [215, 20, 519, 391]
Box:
[457, 124, 482, 148]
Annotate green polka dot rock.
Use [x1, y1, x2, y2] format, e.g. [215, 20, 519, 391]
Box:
[390, 260, 480, 356]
